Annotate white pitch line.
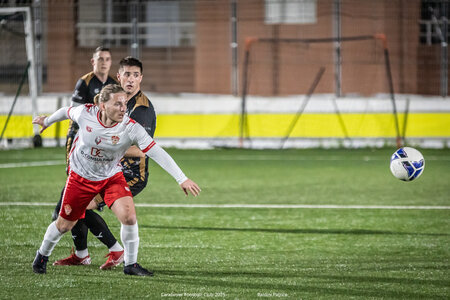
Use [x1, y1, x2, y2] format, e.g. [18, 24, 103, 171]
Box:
[0, 202, 449, 210]
[0, 160, 65, 169]
[1, 155, 449, 169]
[138, 204, 450, 210]
[180, 155, 450, 162]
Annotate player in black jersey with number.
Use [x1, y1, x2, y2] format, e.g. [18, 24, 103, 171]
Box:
[53, 56, 157, 270]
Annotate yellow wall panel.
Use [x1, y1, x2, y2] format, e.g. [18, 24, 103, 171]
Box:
[1, 113, 449, 138]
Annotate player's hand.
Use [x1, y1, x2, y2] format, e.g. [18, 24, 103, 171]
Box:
[180, 179, 201, 197]
[32, 115, 48, 133]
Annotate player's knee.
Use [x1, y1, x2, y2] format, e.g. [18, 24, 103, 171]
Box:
[55, 217, 76, 233]
[122, 213, 137, 225]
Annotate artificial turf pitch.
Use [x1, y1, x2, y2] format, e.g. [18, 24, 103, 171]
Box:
[0, 147, 448, 299]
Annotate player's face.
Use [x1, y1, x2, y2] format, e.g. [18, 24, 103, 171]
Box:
[117, 66, 142, 97]
[92, 51, 112, 76]
[102, 92, 127, 124]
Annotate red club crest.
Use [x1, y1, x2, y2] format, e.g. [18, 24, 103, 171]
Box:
[111, 136, 120, 145]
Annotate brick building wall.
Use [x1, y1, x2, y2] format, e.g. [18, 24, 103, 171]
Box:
[194, 0, 422, 96]
[70, 47, 195, 94]
[42, 0, 437, 96]
[45, 0, 194, 94]
[46, 0, 76, 93]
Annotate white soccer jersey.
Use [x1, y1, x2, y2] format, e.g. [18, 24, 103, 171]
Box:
[45, 104, 187, 183]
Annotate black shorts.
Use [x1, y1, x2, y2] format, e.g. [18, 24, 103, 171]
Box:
[121, 157, 149, 197]
[124, 172, 148, 197]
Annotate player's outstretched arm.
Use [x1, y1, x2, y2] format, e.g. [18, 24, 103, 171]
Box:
[32, 116, 49, 133]
[32, 107, 71, 133]
[180, 178, 201, 197]
[143, 142, 201, 197]
[123, 145, 145, 158]
[131, 122, 202, 197]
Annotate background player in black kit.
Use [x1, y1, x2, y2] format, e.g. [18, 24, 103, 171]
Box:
[64, 46, 118, 166]
[53, 57, 157, 270]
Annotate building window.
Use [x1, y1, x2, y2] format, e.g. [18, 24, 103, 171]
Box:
[265, 0, 317, 25]
[76, 0, 195, 48]
[420, 0, 450, 45]
[144, 1, 190, 47]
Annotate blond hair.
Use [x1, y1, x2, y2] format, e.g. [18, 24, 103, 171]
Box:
[94, 84, 124, 105]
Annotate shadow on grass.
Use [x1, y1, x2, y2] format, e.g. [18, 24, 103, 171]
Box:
[305, 274, 450, 288]
[140, 225, 448, 236]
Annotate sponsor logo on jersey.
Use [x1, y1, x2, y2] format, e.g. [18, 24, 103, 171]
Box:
[111, 136, 120, 144]
[80, 149, 113, 162]
[94, 88, 100, 94]
[90, 147, 104, 157]
[125, 186, 130, 192]
[86, 126, 92, 132]
[64, 204, 72, 216]
[95, 136, 102, 145]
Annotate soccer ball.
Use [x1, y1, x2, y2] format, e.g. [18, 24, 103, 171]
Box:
[390, 147, 425, 181]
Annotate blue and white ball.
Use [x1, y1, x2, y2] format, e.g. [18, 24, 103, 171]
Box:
[390, 147, 425, 181]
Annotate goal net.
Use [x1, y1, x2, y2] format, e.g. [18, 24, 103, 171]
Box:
[239, 34, 402, 149]
[0, 7, 38, 148]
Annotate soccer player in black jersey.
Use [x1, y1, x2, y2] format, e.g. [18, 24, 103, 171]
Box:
[65, 46, 118, 165]
[117, 57, 156, 196]
[53, 56, 157, 270]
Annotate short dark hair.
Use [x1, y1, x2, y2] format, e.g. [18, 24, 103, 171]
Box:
[119, 56, 143, 73]
[94, 84, 124, 105]
[93, 46, 110, 56]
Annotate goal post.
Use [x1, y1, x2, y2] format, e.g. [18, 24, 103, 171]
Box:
[0, 7, 39, 146]
[240, 33, 403, 148]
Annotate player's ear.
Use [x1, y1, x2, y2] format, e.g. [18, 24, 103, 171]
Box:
[90, 58, 95, 66]
[116, 72, 120, 81]
[93, 94, 99, 106]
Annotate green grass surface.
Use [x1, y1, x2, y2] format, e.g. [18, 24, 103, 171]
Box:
[0, 147, 449, 299]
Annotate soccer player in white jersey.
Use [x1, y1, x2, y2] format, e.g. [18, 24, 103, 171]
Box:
[31, 84, 201, 276]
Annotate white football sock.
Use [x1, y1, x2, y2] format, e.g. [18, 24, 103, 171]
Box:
[38, 221, 64, 256]
[109, 241, 124, 252]
[75, 249, 89, 258]
[120, 223, 139, 266]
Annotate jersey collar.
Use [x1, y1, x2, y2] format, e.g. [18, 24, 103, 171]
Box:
[96, 110, 120, 128]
